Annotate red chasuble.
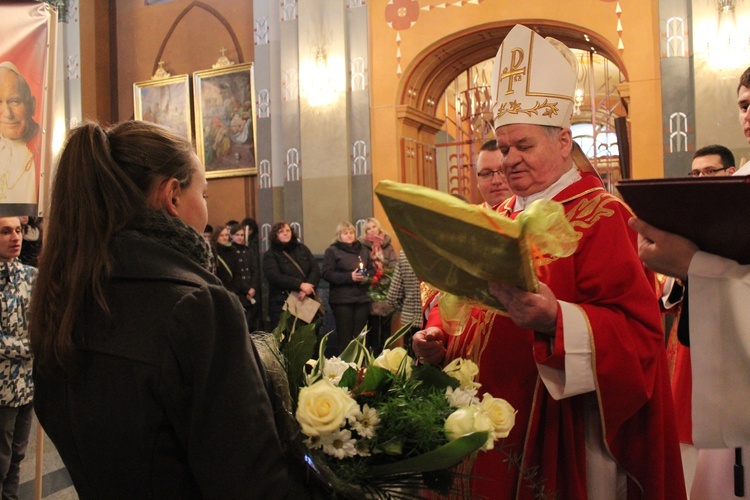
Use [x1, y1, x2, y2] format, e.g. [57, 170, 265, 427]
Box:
[427, 172, 685, 499]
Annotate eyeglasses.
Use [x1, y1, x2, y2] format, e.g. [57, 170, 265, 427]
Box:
[688, 166, 729, 177]
[477, 169, 505, 179]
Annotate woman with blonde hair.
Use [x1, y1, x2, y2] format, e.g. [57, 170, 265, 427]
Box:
[322, 221, 373, 355]
[360, 217, 398, 353]
[29, 121, 307, 498]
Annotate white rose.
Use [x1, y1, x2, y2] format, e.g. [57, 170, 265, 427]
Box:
[444, 406, 494, 443]
[443, 358, 480, 389]
[372, 347, 413, 378]
[296, 380, 357, 436]
[480, 393, 516, 439]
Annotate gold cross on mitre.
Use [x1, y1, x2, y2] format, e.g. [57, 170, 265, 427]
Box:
[499, 48, 526, 95]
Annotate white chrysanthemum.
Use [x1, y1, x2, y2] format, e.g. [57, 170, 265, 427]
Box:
[303, 434, 323, 449]
[350, 404, 380, 439]
[354, 438, 372, 457]
[322, 357, 355, 386]
[445, 386, 480, 408]
[321, 428, 358, 459]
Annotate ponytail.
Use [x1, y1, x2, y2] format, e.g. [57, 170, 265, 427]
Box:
[30, 121, 196, 373]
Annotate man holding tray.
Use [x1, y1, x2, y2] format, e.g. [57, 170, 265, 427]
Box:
[413, 24, 685, 499]
[630, 65, 750, 499]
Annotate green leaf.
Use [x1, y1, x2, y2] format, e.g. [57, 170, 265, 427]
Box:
[411, 364, 460, 392]
[308, 332, 333, 383]
[339, 326, 372, 367]
[338, 366, 359, 390]
[373, 437, 404, 456]
[355, 365, 391, 395]
[383, 320, 414, 350]
[365, 432, 489, 477]
[284, 322, 318, 395]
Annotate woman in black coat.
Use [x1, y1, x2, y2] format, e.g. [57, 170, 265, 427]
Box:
[29, 121, 308, 498]
[229, 223, 260, 328]
[262, 221, 321, 330]
[322, 222, 374, 355]
[241, 217, 263, 331]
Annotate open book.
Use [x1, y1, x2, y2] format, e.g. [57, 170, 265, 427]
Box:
[375, 181, 576, 311]
[617, 176, 750, 264]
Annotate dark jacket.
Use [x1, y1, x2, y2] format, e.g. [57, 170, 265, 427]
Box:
[322, 241, 373, 305]
[214, 242, 240, 288]
[231, 242, 260, 309]
[34, 235, 305, 499]
[262, 240, 321, 320]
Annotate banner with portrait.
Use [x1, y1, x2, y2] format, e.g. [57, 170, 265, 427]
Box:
[0, 1, 57, 216]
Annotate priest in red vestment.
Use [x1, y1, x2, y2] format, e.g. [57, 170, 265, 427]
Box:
[413, 24, 686, 499]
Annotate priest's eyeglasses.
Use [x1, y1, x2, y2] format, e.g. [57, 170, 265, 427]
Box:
[477, 169, 505, 179]
[688, 166, 730, 177]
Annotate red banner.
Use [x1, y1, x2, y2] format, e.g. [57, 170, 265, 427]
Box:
[0, 1, 56, 215]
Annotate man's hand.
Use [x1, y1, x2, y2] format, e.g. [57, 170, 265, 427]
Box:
[488, 282, 558, 335]
[412, 327, 447, 365]
[628, 217, 698, 281]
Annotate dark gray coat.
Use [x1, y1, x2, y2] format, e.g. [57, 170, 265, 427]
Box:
[34, 235, 305, 499]
[322, 241, 374, 305]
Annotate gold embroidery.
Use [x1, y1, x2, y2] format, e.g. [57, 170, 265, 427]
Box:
[566, 192, 619, 232]
[531, 193, 622, 267]
[496, 99, 559, 120]
[500, 48, 526, 95]
[0, 140, 35, 201]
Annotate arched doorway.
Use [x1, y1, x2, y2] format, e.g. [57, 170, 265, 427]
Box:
[395, 21, 629, 199]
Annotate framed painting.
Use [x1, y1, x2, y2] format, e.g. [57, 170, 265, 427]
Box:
[193, 63, 256, 178]
[133, 74, 192, 142]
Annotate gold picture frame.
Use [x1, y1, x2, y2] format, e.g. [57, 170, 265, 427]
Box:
[133, 74, 192, 142]
[193, 63, 257, 178]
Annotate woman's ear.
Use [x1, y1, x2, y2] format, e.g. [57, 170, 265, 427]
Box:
[150, 178, 181, 217]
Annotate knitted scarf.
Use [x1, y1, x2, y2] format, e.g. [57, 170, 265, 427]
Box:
[365, 233, 385, 270]
[121, 210, 214, 272]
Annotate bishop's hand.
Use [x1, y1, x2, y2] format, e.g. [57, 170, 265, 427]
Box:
[489, 282, 558, 336]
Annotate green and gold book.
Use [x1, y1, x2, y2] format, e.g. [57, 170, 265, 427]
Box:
[375, 180, 577, 311]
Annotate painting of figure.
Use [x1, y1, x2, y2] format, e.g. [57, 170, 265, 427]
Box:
[194, 63, 256, 178]
[133, 74, 192, 142]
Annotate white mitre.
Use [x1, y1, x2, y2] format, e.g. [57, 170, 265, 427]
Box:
[491, 24, 577, 130]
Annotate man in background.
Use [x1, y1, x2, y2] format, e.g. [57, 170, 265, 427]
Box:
[689, 144, 736, 177]
[631, 66, 750, 499]
[0, 216, 35, 498]
[475, 138, 513, 208]
[660, 143, 736, 495]
[0, 62, 40, 205]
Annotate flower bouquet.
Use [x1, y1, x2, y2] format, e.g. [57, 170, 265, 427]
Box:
[367, 268, 392, 302]
[255, 311, 516, 498]
[367, 268, 395, 318]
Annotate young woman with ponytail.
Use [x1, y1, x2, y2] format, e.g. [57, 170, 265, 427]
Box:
[30, 121, 309, 498]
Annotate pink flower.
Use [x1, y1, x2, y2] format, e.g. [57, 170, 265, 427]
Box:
[385, 0, 419, 31]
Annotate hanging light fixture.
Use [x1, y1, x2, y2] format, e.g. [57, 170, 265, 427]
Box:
[706, 0, 750, 71]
